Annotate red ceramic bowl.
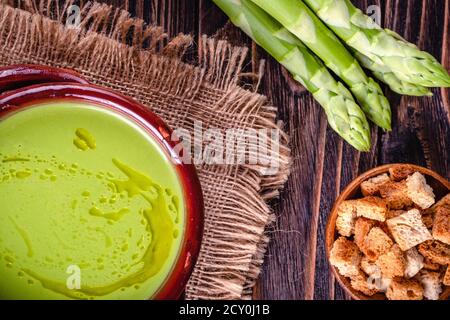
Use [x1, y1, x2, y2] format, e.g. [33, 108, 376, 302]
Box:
[0, 65, 204, 300]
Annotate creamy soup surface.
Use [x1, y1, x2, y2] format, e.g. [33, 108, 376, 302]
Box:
[0, 102, 184, 300]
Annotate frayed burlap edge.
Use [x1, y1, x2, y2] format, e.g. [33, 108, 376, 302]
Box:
[0, 0, 291, 300]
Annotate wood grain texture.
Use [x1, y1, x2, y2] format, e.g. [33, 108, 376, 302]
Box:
[104, 0, 449, 300]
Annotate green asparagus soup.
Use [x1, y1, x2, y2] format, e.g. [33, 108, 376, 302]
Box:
[0, 102, 184, 300]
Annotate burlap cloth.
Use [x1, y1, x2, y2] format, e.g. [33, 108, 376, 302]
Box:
[0, 0, 291, 299]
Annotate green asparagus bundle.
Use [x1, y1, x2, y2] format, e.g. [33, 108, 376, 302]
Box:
[355, 52, 432, 97]
[250, 0, 392, 130]
[213, 0, 371, 151]
[303, 0, 450, 91]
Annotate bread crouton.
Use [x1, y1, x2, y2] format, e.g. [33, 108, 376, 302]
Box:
[376, 277, 393, 293]
[379, 181, 414, 210]
[379, 222, 394, 239]
[360, 257, 392, 292]
[405, 248, 424, 278]
[387, 209, 433, 251]
[406, 172, 435, 209]
[330, 237, 362, 277]
[363, 227, 394, 261]
[421, 211, 434, 229]
[418, 270, 442, 300]
[350, 270, 379, 296]
[361, 256, 381, 277]
[354, 217, 377, 251]
[433, 193, 450, 209]
[386, 210, 406, 220]
[386, 278, 424, 300]
[423, 257, 441, 271]
[444, 266, 450, 286]
[361, 173, 390, 196]
[421, 193, 450, 229]
[354, 196, 389, 222]
[389, 164, 416, 181]
[418, 240, 450, 266]
[376, 244, 406, 278]
[336, 201, 357, 237]
[432, 206, 450, 245]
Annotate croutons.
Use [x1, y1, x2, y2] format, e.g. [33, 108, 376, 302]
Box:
[432, 206, 450, 245]
[361, 256, 381, 277]
[418, 240, 450, 266]
[354, 196, 389, 222]
[386, 278, 424, 300]
[444, 266, 450, 286]
[379, 181, 414, 210]
[433, 193, 450, 209]
[423, 257, 441, 271]
[404, 248, 424, 278]
[421, 211, 434, 229]
[354, 217, 377, 251]
[361, 173, 390, 196]
[363, 227, 394, 261]
[360, 257, 391, 292]
[387, 209, 433, 251]
[418, 270, 442, 300]
[389, 164, 416, 181]
[350, 270, 379, 296]
[376, 244, 406, 278]
[330, 237, 362, 277]
[421, 193, 450, 229]
[405, 172, 435, 209]
[386, 210, 406, 220]
[336, 201, 357, 237]
[331, 168, 449, 300]
[376, 277, 393, 293]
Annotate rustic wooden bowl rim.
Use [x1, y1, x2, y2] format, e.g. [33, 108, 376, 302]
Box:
[326, 163, 450, 300]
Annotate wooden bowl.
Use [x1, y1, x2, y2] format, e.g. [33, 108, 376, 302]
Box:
[326, 164, 450, 300]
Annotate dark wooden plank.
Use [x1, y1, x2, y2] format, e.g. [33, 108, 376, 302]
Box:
[106, 0, 199, 38]
[379, 0, 450, 175]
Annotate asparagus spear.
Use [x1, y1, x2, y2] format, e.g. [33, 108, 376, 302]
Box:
[303, 0, 450, 88]
[355, 52, 432, 97]
[213, 0, 371, 151]
[250, 0, 392, 130]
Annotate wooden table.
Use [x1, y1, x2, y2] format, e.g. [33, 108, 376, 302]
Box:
[110, 0, 450, 300]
